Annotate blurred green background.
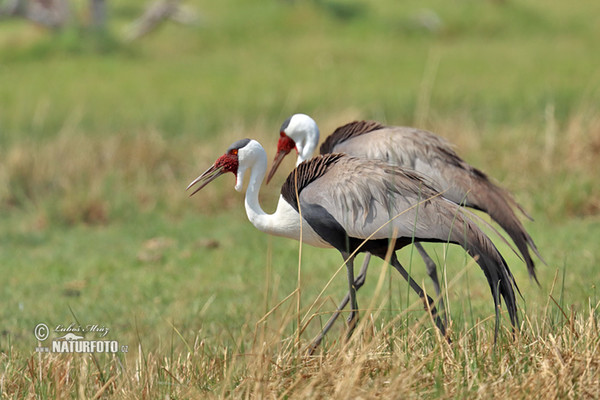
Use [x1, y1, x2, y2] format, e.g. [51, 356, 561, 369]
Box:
[1, 0, 599, 355]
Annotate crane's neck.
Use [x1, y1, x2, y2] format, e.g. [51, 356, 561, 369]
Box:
[242, 152, 296, 238]
[241, 150, 330, 248]
[242, 151, 270, 231]
[295, 124, 320, 166]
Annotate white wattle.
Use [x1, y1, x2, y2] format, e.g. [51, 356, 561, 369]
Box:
[241, 141, 331, 249]
[235, 166, 246, 192]
[295, 147, 307, 166]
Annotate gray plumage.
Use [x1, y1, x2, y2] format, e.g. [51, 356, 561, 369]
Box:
[282, 154, 519, 331]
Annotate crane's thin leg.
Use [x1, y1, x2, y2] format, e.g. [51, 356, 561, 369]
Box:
[414, 243, 447, 325]
[308, 253, 371, 354]
[389, 252, 447, 337]
[344, 253, 359, 340]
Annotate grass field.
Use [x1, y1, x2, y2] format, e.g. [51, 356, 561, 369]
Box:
[1, 0, 600, 397]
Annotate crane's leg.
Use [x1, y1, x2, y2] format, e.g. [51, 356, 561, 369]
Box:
[389, 252, 447, 337]
[308, 253, 371, 354]
[414, 243, 447, 325]
[344, 252, 359, 340]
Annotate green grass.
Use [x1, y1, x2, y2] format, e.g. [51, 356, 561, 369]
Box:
[1, 0, 600, 397]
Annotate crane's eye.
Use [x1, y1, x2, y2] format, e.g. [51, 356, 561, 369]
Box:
[279, 131, 285, 137]
[230, 149, 238, 155]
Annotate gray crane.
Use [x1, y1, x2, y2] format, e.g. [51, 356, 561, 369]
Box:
[188, 138, 519, 351]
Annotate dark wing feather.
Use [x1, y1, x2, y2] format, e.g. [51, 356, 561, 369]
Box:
[280, 153, 345, 212]
[319, 120, 386, 154]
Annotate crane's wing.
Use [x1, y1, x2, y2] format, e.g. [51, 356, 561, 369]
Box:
[284, 154, 464, 242]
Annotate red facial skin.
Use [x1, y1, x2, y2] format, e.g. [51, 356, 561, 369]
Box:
[265, 133, 297, 184]
[215, 150, 239, 176]
[277, 132, 296, 155]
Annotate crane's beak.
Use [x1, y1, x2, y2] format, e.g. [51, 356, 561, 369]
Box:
[187, 165, 225, 196]
[266, 150, 287, 185]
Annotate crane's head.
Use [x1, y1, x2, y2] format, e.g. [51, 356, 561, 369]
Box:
[187, 138, 266, 196]
[266, 113, 320, 184]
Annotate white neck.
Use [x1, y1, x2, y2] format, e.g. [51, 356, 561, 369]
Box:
[240, 143, 330, 248]
[242, 152, 271, 231]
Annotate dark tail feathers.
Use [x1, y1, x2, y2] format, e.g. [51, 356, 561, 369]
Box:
[451, 215, 520, 335]
[468, 179, 544, 285]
